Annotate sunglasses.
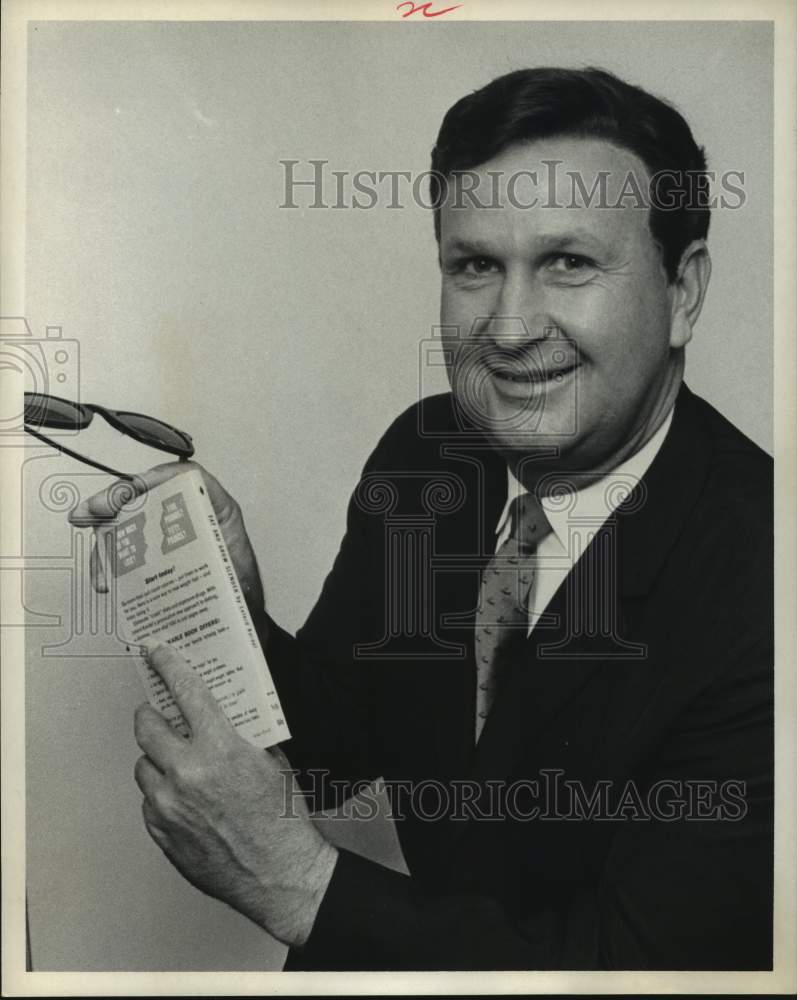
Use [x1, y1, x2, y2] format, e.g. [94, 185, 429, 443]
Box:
[24, 392, 194, 481]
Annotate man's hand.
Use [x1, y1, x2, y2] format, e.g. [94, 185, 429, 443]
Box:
[69, 461, 267, 617]
[133, 642, 338, 947]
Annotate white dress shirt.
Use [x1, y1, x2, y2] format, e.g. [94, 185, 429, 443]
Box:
[493, 410, 675, 637]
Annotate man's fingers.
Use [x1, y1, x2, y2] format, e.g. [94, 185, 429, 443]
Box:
[134, 752, 166, 796]
[89, 531, 109, 593]
[68, 461, 196, 527]
[141, 798, 170, 847]
[134, 701, 186, 771]
[144, 643, 226, 739]
[69, 476, 146, 527]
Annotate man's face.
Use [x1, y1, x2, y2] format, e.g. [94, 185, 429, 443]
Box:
[439, 137, 682, 474]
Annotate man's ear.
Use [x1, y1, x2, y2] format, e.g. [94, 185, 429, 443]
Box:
[668, 240, 711, 349]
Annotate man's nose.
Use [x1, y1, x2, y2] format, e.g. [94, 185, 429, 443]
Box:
[475, 270, 549, 346]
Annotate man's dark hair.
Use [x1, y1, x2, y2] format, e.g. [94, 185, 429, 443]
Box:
[430, 66, 710, 281]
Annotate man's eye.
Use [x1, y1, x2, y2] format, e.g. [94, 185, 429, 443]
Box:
[457, 256, 500, 277]
[548, 254, 595, 274]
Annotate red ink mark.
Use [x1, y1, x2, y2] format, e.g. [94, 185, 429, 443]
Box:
[396, 1, 464, 17]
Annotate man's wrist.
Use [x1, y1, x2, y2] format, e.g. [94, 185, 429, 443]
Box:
[291, 838, 339, 948]
[256, 838, 339, 948]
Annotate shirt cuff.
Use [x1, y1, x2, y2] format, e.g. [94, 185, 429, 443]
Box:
[291, 847, 415, 970]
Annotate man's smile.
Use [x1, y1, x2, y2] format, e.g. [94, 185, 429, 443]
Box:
[477, 348, 583, 405]
[487, 360, 581, 384]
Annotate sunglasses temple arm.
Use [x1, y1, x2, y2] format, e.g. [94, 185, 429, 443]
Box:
[23, 426, 136, 481]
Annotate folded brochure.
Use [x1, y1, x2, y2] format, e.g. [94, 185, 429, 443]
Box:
[95, 467, 289, 749]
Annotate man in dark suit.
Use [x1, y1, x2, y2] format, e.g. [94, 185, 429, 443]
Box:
[79, 67, 773, 969]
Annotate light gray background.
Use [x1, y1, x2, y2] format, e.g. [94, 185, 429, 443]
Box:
[24, 20, 773, 971]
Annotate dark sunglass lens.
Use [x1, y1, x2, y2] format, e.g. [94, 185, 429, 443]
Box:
[116, 412, 191, 453]
[24, 393, 86, 429]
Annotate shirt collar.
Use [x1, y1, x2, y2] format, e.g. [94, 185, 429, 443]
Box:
[495, 408, 675, 549]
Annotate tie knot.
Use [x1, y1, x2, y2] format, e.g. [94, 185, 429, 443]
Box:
[509, 493, 552, 551]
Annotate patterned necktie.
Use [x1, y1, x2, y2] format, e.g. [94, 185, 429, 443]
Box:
[475, 492, 553, 741]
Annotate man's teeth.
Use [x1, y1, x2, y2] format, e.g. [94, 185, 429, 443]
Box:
[495, 366, 571, 382]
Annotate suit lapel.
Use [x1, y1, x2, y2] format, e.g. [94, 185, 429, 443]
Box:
[615, 383, 712, 597]
[467, 382, 713, 784]
[411, 440, 507, 780]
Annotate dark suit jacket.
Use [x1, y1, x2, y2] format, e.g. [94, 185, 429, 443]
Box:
[256, 383, 773, 970]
